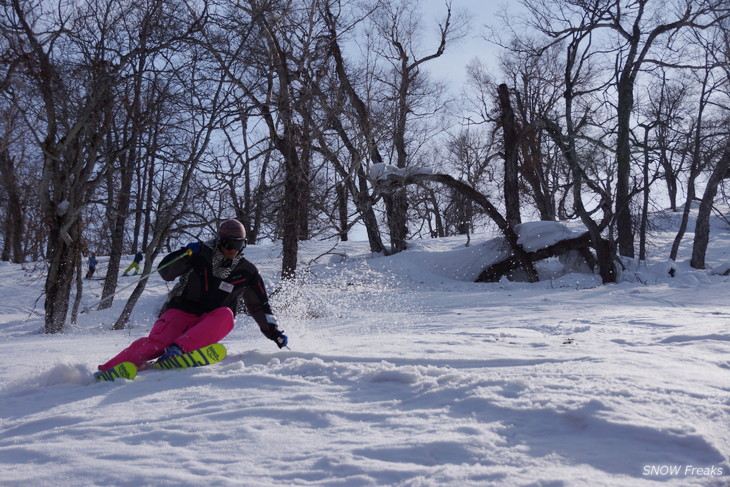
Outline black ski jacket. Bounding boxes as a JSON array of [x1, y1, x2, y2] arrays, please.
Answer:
[[157, 242, 282, 342]]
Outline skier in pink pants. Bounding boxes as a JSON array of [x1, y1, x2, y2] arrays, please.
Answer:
[[97, 219, 286, 372]]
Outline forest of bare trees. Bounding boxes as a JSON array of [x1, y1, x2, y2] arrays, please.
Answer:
[[0, 0, 728, 333]]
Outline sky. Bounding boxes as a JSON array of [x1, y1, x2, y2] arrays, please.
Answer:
[[421, 0, 522, 89]]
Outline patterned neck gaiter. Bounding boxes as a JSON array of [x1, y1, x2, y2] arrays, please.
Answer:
[[206, 240, 244, 279]]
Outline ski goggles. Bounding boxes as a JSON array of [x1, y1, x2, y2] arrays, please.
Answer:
[[219, 237, 246, 251]]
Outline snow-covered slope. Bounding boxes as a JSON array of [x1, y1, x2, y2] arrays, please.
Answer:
[[1, 208, 729, 486]]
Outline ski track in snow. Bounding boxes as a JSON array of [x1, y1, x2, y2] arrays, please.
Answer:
[[1, 212, 730, 486]]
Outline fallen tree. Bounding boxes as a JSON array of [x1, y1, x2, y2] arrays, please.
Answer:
[[374, 167, 543, 281], [373, 166, 607, 283], [476, 230, 595, 282]]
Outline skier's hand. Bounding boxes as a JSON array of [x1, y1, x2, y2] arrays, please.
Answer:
[[185, 242, 201, 255], [275, 333, 288, 349]]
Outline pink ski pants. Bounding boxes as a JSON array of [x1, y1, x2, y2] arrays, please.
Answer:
[[99, 307, 234, 371]]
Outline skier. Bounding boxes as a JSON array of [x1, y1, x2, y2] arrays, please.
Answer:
[[122, 251, 144, 276], [96, 219, 286, 374], [85, 252, 97, 279]]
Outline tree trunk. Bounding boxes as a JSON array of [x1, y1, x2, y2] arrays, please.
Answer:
[[281, 144, 303, 279], [498, 83, 521, 227], [691, 139, 730, 269], [99, 152, 133, 310], [337, 180, 349, 241], [355, 167, 388, 254], [70, 231, 84, 326], [385, 194, 408, 253], [44, 210, 81, 333], [615, 82, 635, 258], [297, 125, 312, 241], [659, 136, 679, 212], [639, 125, 652, 261], [0, 149, 25, 263], [427, 188, 445, 238]]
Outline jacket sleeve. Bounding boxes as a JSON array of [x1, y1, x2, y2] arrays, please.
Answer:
[[157, 248, 193, 281], [241, 272, 283, 341]]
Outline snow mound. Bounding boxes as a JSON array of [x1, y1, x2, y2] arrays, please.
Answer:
[[515, 221, 587, 252]]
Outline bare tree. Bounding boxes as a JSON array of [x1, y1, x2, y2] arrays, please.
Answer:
[[320, 0, 388, 254], [0, 10, 35, 264], [499, 42, 566, 221], [647, 73, 691, 212], [669, 46, 725, 262], [4, 0, 120, 332], [690, 14, 730, 269], [367, 0, 461, 253], [1, 0, 204, 332], [516, 0, 729, 258], [606, 0, 729, 258], [200, 0, 323, 278], [534, 7, 618, 283], [203, 105, 275, 246], [438, 127, 500, 238], [113, 73, 230, 329]]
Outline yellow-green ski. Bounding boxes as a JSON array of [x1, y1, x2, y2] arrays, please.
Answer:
[[153, 343, 227, 370], [95, 361, 137, 381]]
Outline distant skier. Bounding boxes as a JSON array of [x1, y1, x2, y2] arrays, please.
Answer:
[[85, 252, 97, 279], [122, 251, 144, 276], [96, 219, 287, 374]]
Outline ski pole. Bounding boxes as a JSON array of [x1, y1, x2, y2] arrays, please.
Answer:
[[81, 249, 192, 314]]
